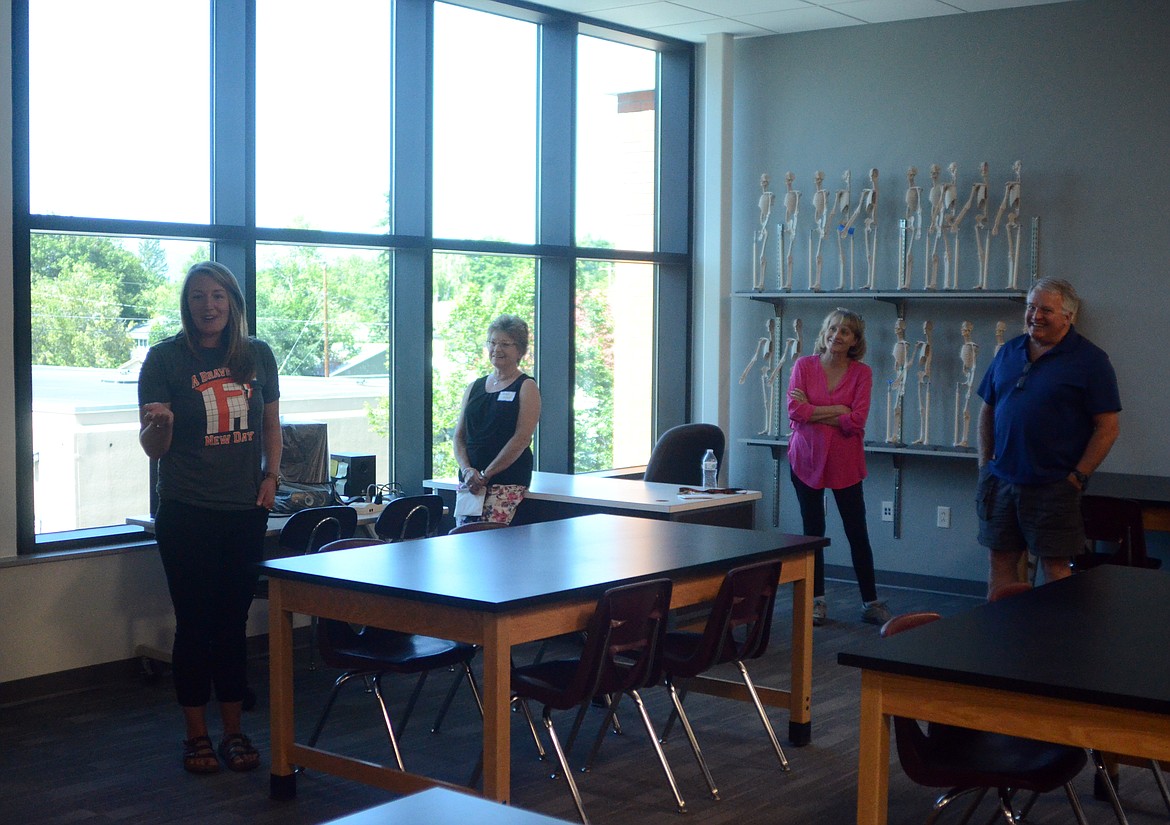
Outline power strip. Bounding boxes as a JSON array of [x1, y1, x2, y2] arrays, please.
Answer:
[[348, 500, 387, 516]]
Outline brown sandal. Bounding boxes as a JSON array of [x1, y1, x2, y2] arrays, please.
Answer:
[[183, 735, 220, 774], [217, 733, 260, 772]]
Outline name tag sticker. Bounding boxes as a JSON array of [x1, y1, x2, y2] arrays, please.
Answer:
[[498, 391, 517, 402]]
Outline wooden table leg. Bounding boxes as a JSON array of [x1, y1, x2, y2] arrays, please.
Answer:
[[268, 583, 297, 800], [481, 616, 512, 803], [788, 550, 815, 745], [856, 671, 890, 825]]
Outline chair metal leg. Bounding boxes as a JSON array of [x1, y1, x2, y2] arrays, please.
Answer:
[[371, 675, 406, 770], [542, 708, 590, 825], [666, 679, 719, 800], [397, 671, 429, 737], [925, 786, 985, 825], [431, 666, 463, 732], [306, 671, 361, 749], [582, 694, 625, 772], [659, 685, 688, 741], [736, 660, 789, 771], [1061, 780, 1091, 825], [432, 661, 483, 732], [629, 688, 687, 814], [1090, 748, 1131, 825], [515, 697, 547, 760], [1150, 759, 1170, 815]]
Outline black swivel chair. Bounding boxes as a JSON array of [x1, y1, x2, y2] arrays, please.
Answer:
[[304, 537, 483, 773], [511, 578, 683, 824], [374, 493, 445, 541], [881, 612, 1090, 825], [657, 559, 789, 800], [643, 423, 726, 486]]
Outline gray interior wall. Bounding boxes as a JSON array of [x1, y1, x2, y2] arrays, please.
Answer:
[[727, 0, 1170, 591]]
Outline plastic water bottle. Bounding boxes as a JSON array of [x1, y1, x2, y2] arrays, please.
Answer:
[[701, 449, 718, 489]]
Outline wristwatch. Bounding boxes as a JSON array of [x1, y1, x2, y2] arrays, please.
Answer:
[[1071, 470, 1090, 489], [264, 471, 281, 485]]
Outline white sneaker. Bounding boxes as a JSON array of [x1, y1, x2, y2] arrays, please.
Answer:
[[861, 600, 892, 626], [812, 598, 827, 626]]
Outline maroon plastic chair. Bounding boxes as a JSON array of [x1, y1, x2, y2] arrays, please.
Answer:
[[880, 612, 1089, 825], [511, 578, 681, 824], [657, 558, 788, 799]]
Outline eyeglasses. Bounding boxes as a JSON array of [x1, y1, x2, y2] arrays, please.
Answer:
[[1015, 361, 1033, 390]]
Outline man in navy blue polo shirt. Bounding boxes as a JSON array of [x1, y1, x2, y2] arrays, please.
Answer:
[[976, 277, 1121, 597]]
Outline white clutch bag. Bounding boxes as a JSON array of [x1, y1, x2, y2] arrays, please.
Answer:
[[454, 487, 486, 517]]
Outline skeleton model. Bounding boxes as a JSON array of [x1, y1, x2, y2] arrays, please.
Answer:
[[940, 163, 960, 289], [833, 170, 853, 290], [780, 319, 803, 434], [781, 172, 800, 291], [954, 162, 991, 289], [810, 171, 829, 291], [911, 320, 934, 445], [844, 168, 879, 289], [925, 164, 944, 290], [739, 317, 781, 435], [992, 160, 1023, 290], [739, 317, 801, 436], [953, 321, 978, 447], [886, 317, 909, 443], [994, 320, 1007, 356], [752, 173, 775, 290], [902, 167, 922, 290]]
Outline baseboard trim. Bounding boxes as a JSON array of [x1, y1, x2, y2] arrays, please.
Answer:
[[0, 628, 309, 708], [826, 564, 986, 599]]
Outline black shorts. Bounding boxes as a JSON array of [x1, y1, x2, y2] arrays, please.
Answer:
[[975, 467, 1084, 557]]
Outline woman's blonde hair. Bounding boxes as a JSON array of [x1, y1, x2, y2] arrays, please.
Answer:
[[813, 307, 867, 360]]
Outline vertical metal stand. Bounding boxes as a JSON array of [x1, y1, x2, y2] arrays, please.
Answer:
[[896, 218, 908, 291], [775, 223, 788, 291], [1029, 216, 1041, 284]]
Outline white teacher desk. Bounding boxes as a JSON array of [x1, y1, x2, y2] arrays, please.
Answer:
[[425, 471, 761, 529]]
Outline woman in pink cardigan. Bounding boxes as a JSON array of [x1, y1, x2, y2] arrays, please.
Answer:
[[787, 308, 890, 627]]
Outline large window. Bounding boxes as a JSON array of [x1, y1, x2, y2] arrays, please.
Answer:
[[256, 0, 393, 233], [14, 0, 693, 553]]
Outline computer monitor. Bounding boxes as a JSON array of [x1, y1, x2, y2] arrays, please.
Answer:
[[331, 452, 376, 498], [279, 421, 329, 484]]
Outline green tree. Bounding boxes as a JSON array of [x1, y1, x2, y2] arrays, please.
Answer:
[[255, 247, 387, 377], [573, 258, 617, 471], [30, 234, 166, 366]]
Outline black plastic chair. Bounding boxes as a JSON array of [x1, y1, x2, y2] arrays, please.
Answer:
[[881, 612, 1090, 825], [642, 423, 725, 486], [304, 537, 483, 773], [255, 505, 359, 600], [374, 494, 445, 541], [656, 559, 789, 799], [511, 578, 682, 824]]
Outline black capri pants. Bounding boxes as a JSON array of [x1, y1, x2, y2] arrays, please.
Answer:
[[155, 500, 269, 708]]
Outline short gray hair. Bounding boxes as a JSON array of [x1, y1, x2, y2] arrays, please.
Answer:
[[1029, 278, 1080, 320], [487, 314, 530, 356]]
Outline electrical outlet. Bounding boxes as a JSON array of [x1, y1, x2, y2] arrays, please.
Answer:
[[936, 506, 951, 529], [880, 501, 894, 522]]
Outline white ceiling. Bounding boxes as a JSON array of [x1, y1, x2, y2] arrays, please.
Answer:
[[534, 0, 1073, 42]]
